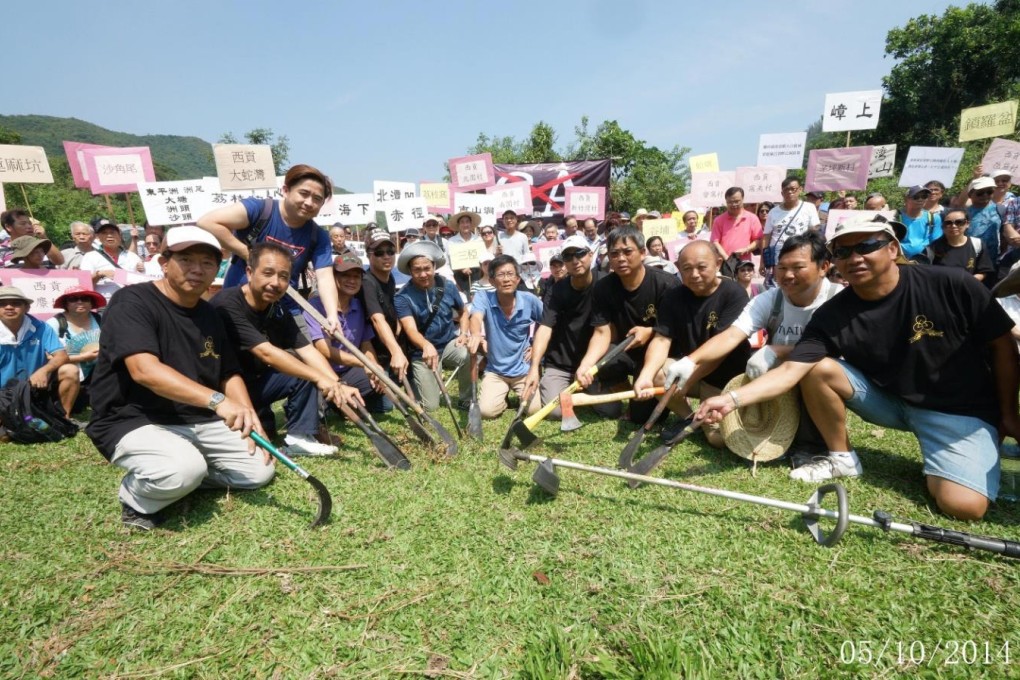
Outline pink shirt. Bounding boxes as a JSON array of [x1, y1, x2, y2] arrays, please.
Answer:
[[711, 210, 763, 260]]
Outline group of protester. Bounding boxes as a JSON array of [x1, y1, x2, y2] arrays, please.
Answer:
[[1, 158, 1018, 531]]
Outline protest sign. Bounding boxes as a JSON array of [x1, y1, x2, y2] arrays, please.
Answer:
[[327, 193, 377, 225], [735, 166, 784, 203], [959, 100, 1018, 142], [201, 177, 285, 214], [689, 153, 720, 174], [449, 153, 495, 191], [898, 146, 964, 188], [420, 182, 453, 214], [757, 132, 807, 169], [81, 147, 155, 194], [982, 138, 1020, 179], [822, 90, 883, 132], [563, 186, 606, 220], [62, 141, 110, 188], [673, 194, 693, 212], [373, 181, 416, 205], [452, 192, 498, 224], [493, 160, 610, 216], [0, 145, 54, 184], [532, 240, 564, 278], [138, 179, 214, 226], [486, 182, 531, 216], [212, 144, 276, 190], [347, 240, 368, 265], [805, 147, 873, 192], [0, 270, 91, 320], [825, 209, 896, 241], [448, 241, 484, 270], [642, 218, 677, 242], [113, 270, 161, 286], [690, 171, 736, 209], [868, 144, 896, 178], [665, 239, 684, 264], [382, 197, 429, 233]]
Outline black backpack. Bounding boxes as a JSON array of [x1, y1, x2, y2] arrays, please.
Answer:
[[0, 379, 78, 444], [54, 311, 103, 339]]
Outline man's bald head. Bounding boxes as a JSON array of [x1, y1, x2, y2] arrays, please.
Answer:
[[678, 239, 719, 264]]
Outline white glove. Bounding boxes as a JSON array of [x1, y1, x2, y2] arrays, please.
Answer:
[[745, 345, 778, 380], [663, 356, 696, 389]]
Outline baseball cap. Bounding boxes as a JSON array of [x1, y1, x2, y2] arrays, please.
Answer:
[[332, 253, 364, 273], [163, 226, 222, 253], [827, 214, 903, 245], [365, 230, 395, 250], [906, 185, 931, 199], [970, 177, 996, 192], [560, 235, 590, 254], [991, 168, 1013, 180]]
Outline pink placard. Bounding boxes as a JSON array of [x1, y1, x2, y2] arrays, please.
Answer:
[[81, 146, 157, 195], [532, 239, 564, 278], [563, 186, 606, 220], [486, 182, 531, 215], [113, 270, 161, 286], [690, 171, 737, 209], [0, 270, 92, 320], [734, 166, 784, 203], [449, 152, 495, 191], [805, 147, 873, 192], [62, 141, 114, 189], [673, 194, 693, 212], [982, 138, 1020, 179]]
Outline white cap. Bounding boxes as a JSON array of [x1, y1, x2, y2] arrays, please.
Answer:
[[560, 235, 590, 253], [970, 176, 996, 192], [164, 226, 222, 253]]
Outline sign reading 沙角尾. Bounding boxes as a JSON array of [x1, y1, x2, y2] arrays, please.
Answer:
[[563, 186, 606, 220], [0, 145, 54, 184], [756, 132, 807, 169], [212, 144, 276, 191], [690, 171, 736, 209], [81, 146, 156, 194], [63, 141, 109, 188], [868, 144, 897, 179], [822, 90, 883, 132], [982, 138, 1020, 179], [487, 182, 532, 216], [898, 147, 965, 188], [735, 166, 784, 203], [449, 153, 495, 191], [805, 147, 873, 192], [959, 100, 1018, 142], [138, 179, 213, 226], [689, 153, 719, 174]]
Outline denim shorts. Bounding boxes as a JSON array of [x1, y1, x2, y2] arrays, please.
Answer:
[[837, 359, 999, 500]]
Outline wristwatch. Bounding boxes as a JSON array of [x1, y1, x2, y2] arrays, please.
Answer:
[[208, 392, 226, 410]]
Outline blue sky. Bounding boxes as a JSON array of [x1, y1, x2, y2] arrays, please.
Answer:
[[10, 0, 963, 192]]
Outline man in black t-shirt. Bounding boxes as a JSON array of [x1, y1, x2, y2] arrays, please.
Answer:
[[526, 235, 611, 419], [86, 227, 274, 532], [697, 215, 1020, 521], [359, 230, 409, 382], [576, 226, 679, 422], [212, 242, 360, 457], [635, 240, 751, 446]]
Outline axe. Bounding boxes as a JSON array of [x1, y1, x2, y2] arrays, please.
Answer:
[[560, 387, 665, 432]]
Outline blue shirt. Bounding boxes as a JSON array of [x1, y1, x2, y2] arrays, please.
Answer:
[[304, 295, 374, 375], [224, 198, 334, 312], [967, 203, 1003, 263], [393, 276, 463, 357], [473, 290, 543, 377], [897, 210, 942, 259], [0, 316, 64, 385]]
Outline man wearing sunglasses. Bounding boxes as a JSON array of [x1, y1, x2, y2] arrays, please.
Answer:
[[360, 231, 409, 382], [696, 215, 1020, 521]]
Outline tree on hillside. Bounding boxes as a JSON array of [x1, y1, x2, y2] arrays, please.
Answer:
[[219, 128, 290, 175]]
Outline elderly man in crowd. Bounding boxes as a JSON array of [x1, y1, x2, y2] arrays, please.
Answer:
[[711, 187, 762, 262], [80, 220, 144, 301], [61, 221, 96, 270]]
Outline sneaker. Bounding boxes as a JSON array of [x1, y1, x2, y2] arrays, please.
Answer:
[[789, 451, 862, 483], [284, 434, 337, 457], [787, 445, 828, 470], [121, 503, 162, 532]]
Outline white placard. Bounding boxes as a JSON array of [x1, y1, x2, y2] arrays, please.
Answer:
[[383, 197, 429, 233], [138, 179, 215, 226], [373, 180, 416, 205], [212, 144, 277, 190], [201, 176, 285, 211], [756, 132, 807, 170], [898, 146, 964, 188], [0, 145, 54, 184], [822, 90, 883, 132], [452, 192, 498, 224], [868, 144, 897, 179], [326, 193, 377, 225]]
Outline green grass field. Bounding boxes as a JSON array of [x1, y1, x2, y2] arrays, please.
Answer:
[[2, 402, 1019, 679]]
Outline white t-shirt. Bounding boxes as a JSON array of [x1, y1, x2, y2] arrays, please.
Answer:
[[498, 231, 531, 265], [731, 279, 843, 346], [79, 249, 143, 301], [764, 201, 821, 253]]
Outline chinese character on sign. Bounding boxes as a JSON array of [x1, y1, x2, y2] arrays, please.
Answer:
[[830, 103, 847, 120], [856, 102, 873, 119]]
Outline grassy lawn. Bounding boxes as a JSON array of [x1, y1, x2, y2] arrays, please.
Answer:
[[2, 401, 1019, 678]]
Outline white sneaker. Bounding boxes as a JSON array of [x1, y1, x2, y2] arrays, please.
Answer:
[[283, 434, 337, 457], [789, 451, 862, 483]]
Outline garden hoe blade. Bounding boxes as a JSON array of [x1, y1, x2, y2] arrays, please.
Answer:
[[627, 415, 702, 489], [251, 431, 332, 528], [467, 353, 483, 440], [431, 364, 464, 440], [343, 402, 411, 470], [354, 402, 412, 470], [390, 392, 436, 447], [617, 384, 680, 470], [531, 457, 560, 496], [498, 401, 531, 471], [402, 374, 457, 456]]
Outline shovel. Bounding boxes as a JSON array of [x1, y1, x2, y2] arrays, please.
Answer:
[[626, 414, 703, 488], [467, 352, 483, 440], [251, 431, 332, 528], [617, 384, 681, 469], [340, 401, 411, 470], [431, 363, 464, 439]]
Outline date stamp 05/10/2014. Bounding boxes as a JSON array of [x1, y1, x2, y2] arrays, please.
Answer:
[[839, 640, 1011, 668]]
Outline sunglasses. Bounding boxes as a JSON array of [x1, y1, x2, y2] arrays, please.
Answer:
[[480, 230, 494, 236], [561, 248, 591, 261], [944, 218, 969, 227], [64, 295, 92, 303], [974, 190, 994, 197], [831, 238, 891, 259], [372, 249, 396, 257]]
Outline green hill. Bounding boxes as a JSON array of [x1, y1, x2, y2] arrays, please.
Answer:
[[0, 114, 214, 180]]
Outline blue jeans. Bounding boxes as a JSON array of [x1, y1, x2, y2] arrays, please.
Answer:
[[837, 360, 999, 500], [247, 371, 320, 438]]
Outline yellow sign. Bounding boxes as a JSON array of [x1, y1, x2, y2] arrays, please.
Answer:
[[420, 182, 451, 212], [642, 218, 677, 242], [959, 100, 1018, 142], [689, 152, 720, 174], [448, 241, 483, 270]]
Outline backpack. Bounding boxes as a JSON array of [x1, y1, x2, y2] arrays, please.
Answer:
[[0, 379, 78, 444], [54, 311, 102, 339], [234, 197, 322, 298]]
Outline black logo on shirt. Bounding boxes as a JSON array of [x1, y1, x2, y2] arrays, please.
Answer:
[[199, 337, 221, 359], [642, 304, 657, 322], [706, 311, 719, 331], [908, 315, 944, 344]]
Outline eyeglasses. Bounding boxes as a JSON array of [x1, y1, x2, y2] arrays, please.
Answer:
[[608, 247, 637, 258], [64, 296, 91, 303], [493, 271, 518, 280], [372, 249, 396, 257], [561, 248, 591, 261], [0, 300, 25, 307], [480, 231, 494, 236], [943, 218, 969, 227], [974, 190, 994, 197], [830, 238, 891, 259]]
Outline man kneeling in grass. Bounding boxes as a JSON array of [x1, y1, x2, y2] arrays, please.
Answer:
[[696, 216, 1020, 521]]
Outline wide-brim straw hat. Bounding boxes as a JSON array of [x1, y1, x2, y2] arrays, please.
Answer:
[[449, 210, 481, 231], [397, 240, 446, 275], [720, 374, 799, 463]]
